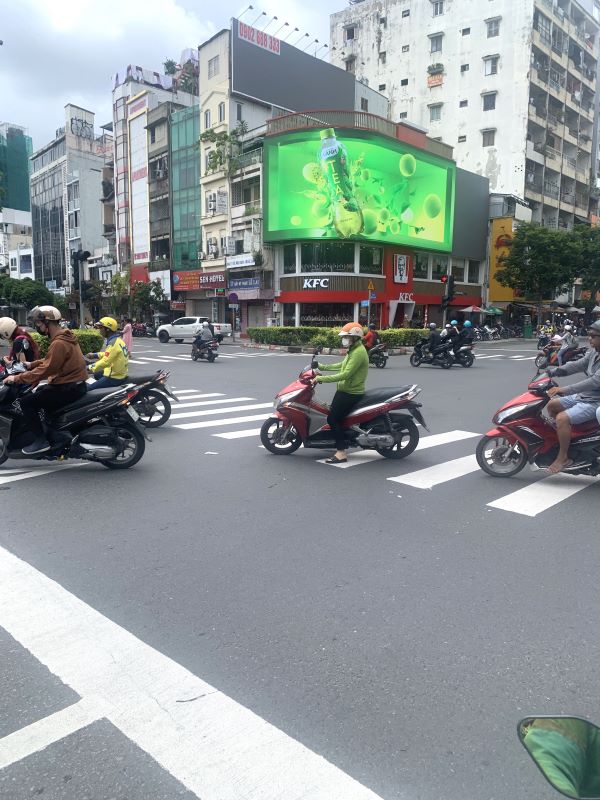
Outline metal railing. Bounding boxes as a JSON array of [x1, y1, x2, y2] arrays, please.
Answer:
[[268, 110, 398, 139], [236, 149, 263, 169], [543, 182, 560, 198], [575, 192, 588, 208], [560, 191, 575, 202]]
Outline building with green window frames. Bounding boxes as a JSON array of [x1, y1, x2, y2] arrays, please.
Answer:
[[170, 107, 200, 271], [0, 123, 32, 212]]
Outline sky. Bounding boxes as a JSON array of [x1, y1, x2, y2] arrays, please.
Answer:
[[0, 0, 343, 151]]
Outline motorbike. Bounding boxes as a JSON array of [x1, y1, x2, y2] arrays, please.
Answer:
[[410, 337, 454, 369], [453, 343, 475, 368], [191, 337, 219, 363], [534, 343, 586, 369], [0, 365, 149, 469], [260, 349, 427, 459], [127, 369, 179, 428], [537, 333, 551, 349], [132, 322, 155, 338], [368, 342, 388, 369], [476, 372, 600, 477], [518, 715, 600, 799]]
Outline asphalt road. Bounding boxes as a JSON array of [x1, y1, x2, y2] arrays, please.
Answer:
[[1, 337, 598, 800]]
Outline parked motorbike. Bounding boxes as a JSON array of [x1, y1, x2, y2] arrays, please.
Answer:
[[518, 715, 600, 799], [534, 343, 586, 369], [410, 337, 454, 369], [191, 337, 219, 363], [260, 350, 427, 459], [476, 373, 600, 477], [368, 342, 388, 368], [0, 365, 148, 469], [132, 322, 155, 338], [127, 369, 179, 427]]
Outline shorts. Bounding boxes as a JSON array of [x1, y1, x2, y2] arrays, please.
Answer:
[[558, 395, 599, 424]]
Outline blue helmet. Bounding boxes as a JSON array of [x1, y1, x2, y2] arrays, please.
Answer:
[[450, 319, 458, 325], [463, 320, 472, 327]]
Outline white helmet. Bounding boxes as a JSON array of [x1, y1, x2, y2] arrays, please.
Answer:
[[28, 305, 62, 323], [564, 324, 573, 331], [338, 325, 363, 338], [202, 321, 209, 327], [0, 317, 17, 341]]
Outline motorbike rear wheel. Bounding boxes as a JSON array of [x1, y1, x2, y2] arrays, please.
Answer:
[[375, 418, 419, 459], [460, 353, 474, 368], [373, 354, 387, 368], [208, 351, 216, 363], [409, 353, 421, 367], [0, 440, 7, 465], [191, 351, 198, 361], [133, 389, 171, 428], [260, 418, 302, 454], [100, 423, 146, 469], [476, 434, 527, 477]]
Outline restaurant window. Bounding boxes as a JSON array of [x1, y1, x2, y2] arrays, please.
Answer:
[[359, 245, 383, 274], [300, 241, 355, 273], [468, 260, 481, 283], [431, 255, 448, 280], [451, 260, 465, 282], [414, 252, 429, 279], [283, 243, 297, 274], [300, 303, 355, 327]]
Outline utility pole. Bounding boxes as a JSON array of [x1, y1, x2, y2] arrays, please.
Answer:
[[71, 250, 90, 327]]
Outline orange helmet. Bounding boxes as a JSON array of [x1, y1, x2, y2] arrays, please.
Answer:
[[340, 322, 363, 335]]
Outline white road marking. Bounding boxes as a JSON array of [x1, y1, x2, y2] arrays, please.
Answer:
[[0, 463, 85, 486], [319, 430, 480, 469], [213, 428, 262, 439], [176, 397, 256, 410], [475, 354, 504, 359], [0, 699, 103, 770], [0, 546, 384, 799], [387, 455, 479, 489], [128, 359, 147, 364], [171, 403, 273, 421], [175, 413, 270, 430], [487, 473, 600, 516], [171, 393, 225, 401], [172, 389, 206, 395]]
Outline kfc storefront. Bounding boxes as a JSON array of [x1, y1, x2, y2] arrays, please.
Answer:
[[172, 270, 227, 320]]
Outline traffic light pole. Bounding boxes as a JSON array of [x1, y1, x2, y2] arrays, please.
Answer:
[[79, 259, 84, 329]]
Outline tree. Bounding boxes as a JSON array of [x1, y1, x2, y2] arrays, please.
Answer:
[[131, 279, 167, 320], [570, 226, 600, 306], [200, 121, 249, 177], [108, 271, 130, 318], [495, 222, 580, 318], [163, 58, 177, 76]]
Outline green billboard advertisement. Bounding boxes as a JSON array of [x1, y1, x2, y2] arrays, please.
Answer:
[[264, 128, 455, 251]]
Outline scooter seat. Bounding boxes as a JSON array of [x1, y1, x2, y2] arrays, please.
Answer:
[[352, 387, 414, 409], [57, 387, 120, 413]]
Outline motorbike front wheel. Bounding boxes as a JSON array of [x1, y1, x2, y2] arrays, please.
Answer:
[[100, 423, 146, 469], [260, 418, 302, 454], [409, 353, 421, 367], [133, 389, 171, 428], [375, 418, 419, 459], [476, 434, 527, 477], [208, 352, 216, 363], [534, 354, 549, 368]]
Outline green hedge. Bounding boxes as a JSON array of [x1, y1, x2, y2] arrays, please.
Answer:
[[246, 326, 428, 349], [31, 329, 104, 358]]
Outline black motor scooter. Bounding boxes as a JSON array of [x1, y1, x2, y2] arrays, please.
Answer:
[[410, 337, 454, 369]]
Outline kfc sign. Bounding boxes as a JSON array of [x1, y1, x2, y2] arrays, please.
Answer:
[[393, 254, 410, 284], [303, 278, 330, 289]]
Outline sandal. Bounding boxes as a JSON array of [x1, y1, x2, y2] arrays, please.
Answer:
[[325, 455, 347, 464]]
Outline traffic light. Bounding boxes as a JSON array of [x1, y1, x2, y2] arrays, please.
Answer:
[[81, 280, 95, 303], [440, 274, 455, 309], [71, 251, 80, 290]]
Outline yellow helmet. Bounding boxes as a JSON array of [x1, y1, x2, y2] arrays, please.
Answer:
[[95, 316, 118, 332]]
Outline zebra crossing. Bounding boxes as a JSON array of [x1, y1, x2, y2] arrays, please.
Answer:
[[128, 347, 308, 367]]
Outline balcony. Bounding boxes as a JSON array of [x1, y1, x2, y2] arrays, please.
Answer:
[[150, 218, 170, 238], [578, 133, 592, 152], [575, 192, 589, 212], [564, 126, 578, 145], [148, 259, 170, 272], [545, 145, 562, 162], [544, 181, 560, 199], [528, 102, 547, 125], [236, 149, 263, 170], [560, 190, 575, 208], [547, 112, 563, 129], [231, 202, 262, 221], [533, 27, 552, 52]]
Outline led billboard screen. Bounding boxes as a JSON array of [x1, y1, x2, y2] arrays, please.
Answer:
[[264, 128, 455, 251]]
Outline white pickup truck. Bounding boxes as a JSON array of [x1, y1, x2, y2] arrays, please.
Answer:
[[156, 316, 232, 343]]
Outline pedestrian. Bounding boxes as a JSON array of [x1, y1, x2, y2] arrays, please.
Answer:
[[122, 317, 133, 353]]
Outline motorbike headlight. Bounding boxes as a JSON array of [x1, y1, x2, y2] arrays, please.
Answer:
[[493, 402, 540, 424]]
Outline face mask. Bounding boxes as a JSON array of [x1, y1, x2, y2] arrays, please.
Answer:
[[341, 337, 351, 348]]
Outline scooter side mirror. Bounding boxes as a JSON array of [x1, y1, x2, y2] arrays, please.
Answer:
[[518, 716, 600, 799]]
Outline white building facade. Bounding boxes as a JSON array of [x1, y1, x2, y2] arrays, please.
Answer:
[[330, 0, 600, 229]]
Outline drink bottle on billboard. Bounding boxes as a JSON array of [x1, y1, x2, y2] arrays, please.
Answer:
[[319, 128, 364, 238]]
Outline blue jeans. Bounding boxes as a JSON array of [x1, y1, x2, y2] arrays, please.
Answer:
[[90, 376, 126, 390], [557, 346, 571, 366]]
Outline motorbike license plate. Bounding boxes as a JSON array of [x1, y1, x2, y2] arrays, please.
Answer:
[[126, 405, 140, 421]]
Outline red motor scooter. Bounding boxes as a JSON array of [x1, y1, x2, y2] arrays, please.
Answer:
[[260, 350, 427, 459], [534, 343, 586, 370], [476, 373, 600, 477]]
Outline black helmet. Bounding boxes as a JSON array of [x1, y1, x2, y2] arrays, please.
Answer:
[[369, 323, 376, 330]]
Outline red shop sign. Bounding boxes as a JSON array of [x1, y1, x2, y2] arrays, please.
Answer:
[[172, 271, 201, 291]]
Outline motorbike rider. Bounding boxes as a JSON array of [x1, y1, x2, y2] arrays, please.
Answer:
[[545, 320, 600, 474], [424, 322, 441, 356], [2, 306, 88, 454], [453, 319, 474, 356], [556, 324, 578, 367], [363, 323, 380, 351], [86, 317, 129, 390], [312, 323, 369, 464], [193, 321, 214, 354], [0, 317, 40, 366]]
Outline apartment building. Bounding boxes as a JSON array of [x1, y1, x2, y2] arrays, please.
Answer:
[[330, 0, 600, 229]]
